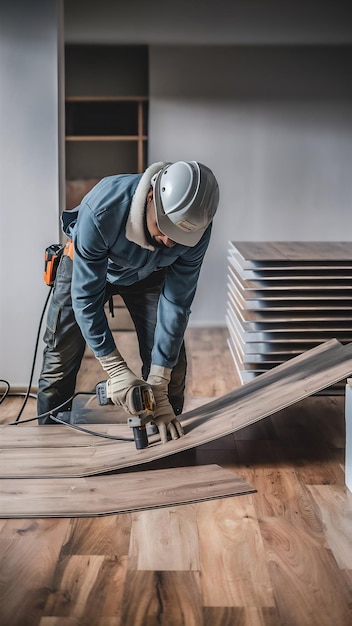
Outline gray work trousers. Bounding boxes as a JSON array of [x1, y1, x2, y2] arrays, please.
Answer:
[[37, 254, 187, 424]]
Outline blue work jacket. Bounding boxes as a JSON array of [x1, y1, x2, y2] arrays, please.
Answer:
[[61, 173, 212, 369]]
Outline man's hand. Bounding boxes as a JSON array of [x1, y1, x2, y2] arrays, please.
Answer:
[[147, 365, 185, 444], [98, 348, 152, 416]]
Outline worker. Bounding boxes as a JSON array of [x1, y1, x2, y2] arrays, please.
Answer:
[[37, 161, 219, 443]]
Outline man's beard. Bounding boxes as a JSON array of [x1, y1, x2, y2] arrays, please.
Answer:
[[143, 208, 167, 249]]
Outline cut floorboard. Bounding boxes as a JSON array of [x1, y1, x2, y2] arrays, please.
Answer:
[[1, 339, 352, 478], [0, 464, 255, 518]]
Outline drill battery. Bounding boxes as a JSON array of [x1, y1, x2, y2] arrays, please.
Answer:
[[44, 244, 64, 286]]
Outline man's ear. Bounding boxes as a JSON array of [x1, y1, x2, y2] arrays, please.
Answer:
[[147, 188, 154, 204]]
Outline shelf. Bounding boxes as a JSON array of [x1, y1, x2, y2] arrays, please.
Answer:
[[65, 96, 148, 102], [65, 96, 148, 174], [66, 136, 148, 141]]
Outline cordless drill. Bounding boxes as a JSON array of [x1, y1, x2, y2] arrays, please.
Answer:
[[95, 381, 155, 449]]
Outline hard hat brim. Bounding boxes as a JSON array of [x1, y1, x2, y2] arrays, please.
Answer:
[[154, 197, 206, 247]]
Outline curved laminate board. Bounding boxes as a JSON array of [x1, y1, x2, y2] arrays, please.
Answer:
[[1, 339, 352, 478], [0, 464, 255, 518]]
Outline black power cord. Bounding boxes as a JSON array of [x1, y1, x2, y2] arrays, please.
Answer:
[[0, 379, 10, 404], [49, 412, 134, 442], [0, 379, 37, 409], [7, 390, 134, 442], [1, 286, 134, 443], [16, 285, 54, 421], [0, 286, 53, 418], [7, 391, 93, 424]]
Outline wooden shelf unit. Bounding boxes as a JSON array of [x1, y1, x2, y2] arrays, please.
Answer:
[[64, 45, 149, 331], [65, 95, 148, 174]]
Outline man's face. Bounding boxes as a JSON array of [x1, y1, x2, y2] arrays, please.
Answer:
[[146, 190, 176, 248]]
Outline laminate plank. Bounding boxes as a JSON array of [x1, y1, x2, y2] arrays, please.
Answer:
[[270, 395, 346, 448], [237, 464, 324, 537], [0, 445, 97, 477], [307, 484, 352, 569], [273, 241, 352, 261], [49, 533, 129, 625], [235, 418, 345, 485], [227, 331, 317, 355], [59, 515, 132, 557], [0, 465, 255, 518], [232, 415, 277, 441], [203, 607, 244, 626], [260, 517, 352, 626], [227, 306, 352, 342], [0, 423, 134, 448], [231, 296, 352, 312], [120, 570, 203, 626], [186, 326, 239, 397], [1, 340, 352, 477], [231, 241, 352, 263], [128, 505, 199, 571], [39, 619, 82, 625], [228, 266, 352, 299], [229, 260, 352, 289], [228, 275, 352, 308], [340, 569, 352, 607], [286, 439, 345, 486], [229, 295, 352, 324], [0, 519, 71, 626], [197, 497, 274, 607], [228, 252, 352, 280], [44, 554, 105, 620], [203, 606, 279, 626]]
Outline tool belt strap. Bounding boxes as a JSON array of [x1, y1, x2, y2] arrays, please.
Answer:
[[63, 238, 74, 261]]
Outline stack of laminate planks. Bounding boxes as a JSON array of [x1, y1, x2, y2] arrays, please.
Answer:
[[227, 242, 352, 391]]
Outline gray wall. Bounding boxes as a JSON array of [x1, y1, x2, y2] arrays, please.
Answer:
[[0, 0, 62, 387], [149, 45, 352, 324], [63, 0, 352, 326]]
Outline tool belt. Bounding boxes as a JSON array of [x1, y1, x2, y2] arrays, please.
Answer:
[[44, 238, 116, 319], [44, 239, 73, 286]]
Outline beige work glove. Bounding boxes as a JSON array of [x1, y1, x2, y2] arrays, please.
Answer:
[[147, 364, 185, 444], [98, 348, 152, 416]]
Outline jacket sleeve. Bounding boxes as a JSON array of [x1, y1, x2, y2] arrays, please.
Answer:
[[71, 202, 116, 357], [151, 225, 212, 368]]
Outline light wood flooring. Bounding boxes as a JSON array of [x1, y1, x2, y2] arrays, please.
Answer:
[[1, 327, 352, 626]]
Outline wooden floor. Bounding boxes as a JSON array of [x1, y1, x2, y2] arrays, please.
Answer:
[[1, 328, 352, 626]]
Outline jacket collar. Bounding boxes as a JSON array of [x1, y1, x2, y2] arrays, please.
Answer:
[[126, 162, 167, 250]]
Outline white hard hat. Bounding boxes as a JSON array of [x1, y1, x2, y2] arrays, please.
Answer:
[[151, 161, 219, 246]]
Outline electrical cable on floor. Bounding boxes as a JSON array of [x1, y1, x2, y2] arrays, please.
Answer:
[[0, 379, 37, 405], [14, 286, 53, 421], [16, 286, 53, 421], [0, 379, 10, 405], [7, 391, 135, 442], [1, 287, 135, 443], [8, 391, 93, 424], [0, 288, 52, 417], [48, 413, 134, 442]]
